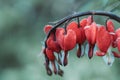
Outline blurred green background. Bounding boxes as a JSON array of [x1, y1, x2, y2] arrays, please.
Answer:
[[0, 0, 120, 80]]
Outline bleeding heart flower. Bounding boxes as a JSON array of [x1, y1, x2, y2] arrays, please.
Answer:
[[56, 28, 76, 66], [66, 21, 86, 57], [106, 20, 115, 32], [46, 33, 61, 53], [80, 18, 87, 28], [44, 25, 62, 65], [44, 25, 61, 52], [96, 26, 112, 56], [86, 16, 93, 25], [43, 47, 64, 75], [44, 25, 52, 34], [56, 28, 76, 52], [106, 20, 117, 48], [84, 22, 97, 59], [45, 48, 55, 61], [80, 16, 92, 27], [44, 48, 59, 74]]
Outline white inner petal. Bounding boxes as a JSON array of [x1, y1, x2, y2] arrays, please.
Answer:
[[85, 44, 89, 57], [93, 44, 98, 55], [55, 60, 59, 73], [81, 45, 85, 57], [61, 51, 65, 66], [102, 47, 115, 66], [84, 26, 90, 29], [109, 32, 115, 35], [49, 61, 53, 71]]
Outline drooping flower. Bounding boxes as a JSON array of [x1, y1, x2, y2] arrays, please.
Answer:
[[86, 16, 93, 25], [106, 20, 117, 48], [44, 24, 61, 58], [46, 33, 61, 53], [111, 28, 120, 58], [45, 48, 55, 61], [43, 25, 63, 74], [66, 21, 86, 57], [96, 26, 112, 56], [84, 22, 97, 59], [44, 25, 52, 34], [42, 13, 120, 76], [106, 20, 115, 32], [44, 48, 60, 74], [56, 28, 76, 66]]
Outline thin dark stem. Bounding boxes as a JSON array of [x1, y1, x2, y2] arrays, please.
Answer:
[[105, 18, 110, 30], [45, 11, 120, 47], [64, 19, 71, 34], [77, 17, 80, 27]]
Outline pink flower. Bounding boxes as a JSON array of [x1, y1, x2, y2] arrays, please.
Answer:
[[84, 22, 97, 58], [66, 21, 86, 57], [56, 28, 76, 66], [96, 26, 112, 56]]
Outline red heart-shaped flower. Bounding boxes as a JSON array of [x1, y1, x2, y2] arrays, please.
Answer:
[[66, 21, 86, 57], [56, 28, 76, 66], [56, 28, 76, 51], [84, 22, 97, 58], [44, 25, 52, 34], [47, 33, 61, 53], [106, 20, 115, 32], [45, 48, 55, 61], [96, 26, 112, 56]]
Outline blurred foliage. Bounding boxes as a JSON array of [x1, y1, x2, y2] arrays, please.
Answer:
[[0, 0, 120, 80]]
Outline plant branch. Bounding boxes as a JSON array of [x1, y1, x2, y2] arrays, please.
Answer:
[[45, 11, 120, 47]]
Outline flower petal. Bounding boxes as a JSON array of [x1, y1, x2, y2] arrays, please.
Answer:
[[115, 28, 120, 37], [44, 25, 52, 34], [96, 26, 111, 53], [106, 20, 115, 32]]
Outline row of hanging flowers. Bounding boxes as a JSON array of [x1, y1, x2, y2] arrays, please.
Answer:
[[41, 11, 120, 76]]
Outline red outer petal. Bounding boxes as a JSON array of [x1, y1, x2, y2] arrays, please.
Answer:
[[85, 22, 97, 45], [66, 21, 86, 44], [44, 25, 52, 34], [47, 34, 61, 53], [112, 51, 120, 58], [84, 22, 97, 59], [66, 21, 80, 43], [96, 26, 111, 53], [115, 28, 120, 38], [66, 21, 85, 58], [80, 18, 87, 28], [80, 16, 92, 28], [96, 50, 106, 56], [87, 16, 92, 25], [117, 38, 120, 51], [106, 20, 115, 32], [64, 29, 76, 51], [46, 48, 55, 61], [56, 28, 65, 49], [56, 28, 76, 51]]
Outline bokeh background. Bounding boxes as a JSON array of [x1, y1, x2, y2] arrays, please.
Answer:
[[0, 0, 120, 80]]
